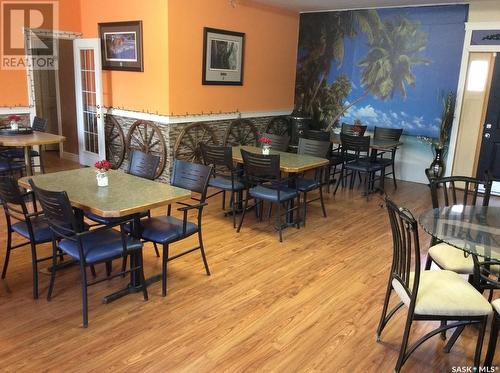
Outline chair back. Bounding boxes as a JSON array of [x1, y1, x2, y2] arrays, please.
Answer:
[[298, 138, 330, 158], [199, 143, 234, 173], [171, 160, 212, 202], [32, 116, 48, 132], [241, 149, 280, 185], [28, 179, 80, 238], [342, 123, 367, 136], [0, 176, 30, 223], [261, 132, 290, 152], [386, 197, 421, 305], [430, 176, 492, 208], [374, 127, 403, 142], [127, 150, 160, 180], [307, 129, 331, 142], [340, 133, 370, 161]]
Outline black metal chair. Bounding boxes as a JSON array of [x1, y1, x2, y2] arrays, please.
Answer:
[[0, 176, 53, 299], [85, 150, 161, 258], [296, 138, 329, 225], [1, 116, 48, 174], [130, 160, 212, 297], [373, 127, 403, 190], [306, 129, 331, 142], [333, 134, 385, 198], [424, 176, 492, 276], [236, 149, 300, 242], [261, 132, 290, 152], [341, 123, 367, 136], [485, 298, 500, 367], [376, 197, 491, 372], [200, 143, 245, 228], [29, 179, 148, 328], [0, 156, 25, 178]]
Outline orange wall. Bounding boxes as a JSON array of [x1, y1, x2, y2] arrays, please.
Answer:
[[168, 0, 299, 115], [0, 0, 81, 107], [79, 0, 169, 114]]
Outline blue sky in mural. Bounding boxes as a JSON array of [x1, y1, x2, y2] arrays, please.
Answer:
[[329, 5, 468, 138]]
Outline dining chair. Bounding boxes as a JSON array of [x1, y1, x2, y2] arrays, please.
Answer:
[[373, 127, 403, 190], [333, 133, 385, 198], [200, 143, 245, 228], [424, 176, 492, 276], [236, 149, 300, 242], [128, 160, 212, 297], [29, 179, 148, 328], [0, 156, 25, 178], [261, 132, 290, 152], [306, 129, 331, 142], [377, 197, 491, 372], [1, 116, 48, 174], [296, 138, 330, 225], [85, 150, 161, 258], [485, 298, 500, 367], [341, 123, 367, 136], [0, 176, 54, 299]]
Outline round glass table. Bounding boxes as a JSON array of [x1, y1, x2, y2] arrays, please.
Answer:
[[419, 205, 500, 261]]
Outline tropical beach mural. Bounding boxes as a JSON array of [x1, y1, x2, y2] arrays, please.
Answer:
[[294, 5, 468, 183]]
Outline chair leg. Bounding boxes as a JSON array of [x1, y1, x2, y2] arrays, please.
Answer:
[[302, 192, 307, 227], [105, 261, 112, 278], [39, 152, 45, 174], [319, 184, 327, 218], [485, 313, 499, 367], [424, 254, 433, 270], [161, 244, 169, 297], [137, 251, 148, 301], [121, 256, 128, 277], [277, 201, 283, 243], [394, 310, 414, 372], [236, 192, 249, 233], [47, 242, 58, 301], [1, 229, 12, 279], [153, 242, 160, 257], [376, 282, 393, 341], [474, 316, 488, 367], [29, 242, 39, 299], [392, 164, 397, 190], [90, 265, 97, 278], [231, 190, 236, 228], [333, 167, 344, 195], [79, 263, 89, 328], [440, 320, 447, 340], [198, 230, 210, 276], [222, 190, 226, 210]]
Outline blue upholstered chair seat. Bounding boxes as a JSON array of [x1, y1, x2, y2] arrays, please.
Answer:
[[0, 159, 24, 173], [1, 148, 39, 158], [138, 216, 198, 244], [12, 216, 52, 243], [345, 160, 385, 172], [208, 176, 244, 190], [84, 210, 149, 225], [59, 229, 142, 264], [296, 179, 321, 192], [374, 158, 393, 166], [249, 185, 298, 202]]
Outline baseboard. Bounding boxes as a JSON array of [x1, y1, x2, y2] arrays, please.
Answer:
[[62, 152, 79, 163]]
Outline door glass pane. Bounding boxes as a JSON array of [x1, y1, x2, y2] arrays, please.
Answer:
[[79, 49, 99, 155]]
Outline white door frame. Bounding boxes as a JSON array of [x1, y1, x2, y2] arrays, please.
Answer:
[[73, 38, 105, 166], [446, 21, 500, 176], [24, 28, 82, 158]]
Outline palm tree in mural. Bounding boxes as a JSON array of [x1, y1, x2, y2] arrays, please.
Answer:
[[295, 10, 383, 116], [325, 15, 431, 131]]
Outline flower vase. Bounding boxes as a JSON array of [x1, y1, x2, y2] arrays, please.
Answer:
[[427, 146, 445, 181], [262, 144, 271, 155], [96, 171, 109, 187], [10, 121, 18, 131]]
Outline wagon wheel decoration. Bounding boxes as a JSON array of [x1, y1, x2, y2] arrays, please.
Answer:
[[174, 122, 218, 163], [223, 119, 259, 147], [126, 120, 167, 179], [104, 115, 126, 169], [265, 116, 290, 136]]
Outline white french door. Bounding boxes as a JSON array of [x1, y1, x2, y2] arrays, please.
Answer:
[[73, 39, 105, 166]]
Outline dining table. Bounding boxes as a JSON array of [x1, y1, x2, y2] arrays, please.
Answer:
[[19, 167, 192, 302], [0, 131, 66, 176]]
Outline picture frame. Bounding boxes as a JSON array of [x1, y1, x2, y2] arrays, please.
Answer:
[[98, 21, 144, 72], [202, 27, 245, 85]]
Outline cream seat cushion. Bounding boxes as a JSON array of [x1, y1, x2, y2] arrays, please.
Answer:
[[492, 299, 500, 314], [392, 270, 492, 317], [428, 243, 474, 274]]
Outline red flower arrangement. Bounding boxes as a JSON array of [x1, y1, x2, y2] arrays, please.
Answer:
[[259, 136, 272, 145], [94, 160, 112, 172], [8, 115, 21, 122]]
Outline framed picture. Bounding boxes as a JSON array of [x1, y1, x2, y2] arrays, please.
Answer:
[[98, 21, 144, 72], [202, 27, 245, 85]]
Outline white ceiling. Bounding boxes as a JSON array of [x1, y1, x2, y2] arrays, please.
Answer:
[[253, 0, 471, 12]]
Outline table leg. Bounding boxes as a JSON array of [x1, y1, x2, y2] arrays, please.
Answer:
[[24, 146, 33, 176]]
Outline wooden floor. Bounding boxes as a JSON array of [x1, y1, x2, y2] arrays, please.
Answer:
[[0, 154, 497, 372]]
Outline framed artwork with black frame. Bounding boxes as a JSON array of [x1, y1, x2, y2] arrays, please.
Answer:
[[98, 21, 144, 72], [202, 27, 245, 85]]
